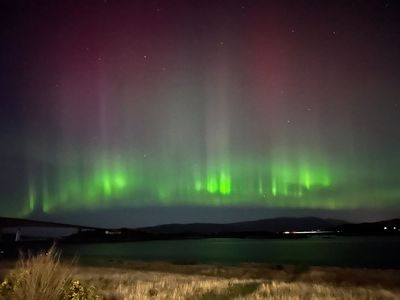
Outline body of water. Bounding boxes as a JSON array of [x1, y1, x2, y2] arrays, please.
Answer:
[[61, 236, 400, 268]]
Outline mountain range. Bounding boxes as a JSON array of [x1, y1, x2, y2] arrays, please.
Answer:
[[137, 217, 346, 234]]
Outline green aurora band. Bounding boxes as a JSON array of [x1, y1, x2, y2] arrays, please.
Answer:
[[22, 152, 399, 215]]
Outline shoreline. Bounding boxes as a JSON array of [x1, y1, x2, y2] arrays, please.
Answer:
[[2, 259, 400, 299], [3, 258, 400, 288], [63, 260, 400, 299]]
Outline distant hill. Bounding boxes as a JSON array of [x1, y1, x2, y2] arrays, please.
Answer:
[[137, 217, 347, 234], [0, 216, 348, 243], [4, 215, 400, 239], [337, 219, 400, 234]]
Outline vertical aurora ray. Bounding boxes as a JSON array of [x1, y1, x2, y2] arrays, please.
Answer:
[[26, 180, 36, 214]]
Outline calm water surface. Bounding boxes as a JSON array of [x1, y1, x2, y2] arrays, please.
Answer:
[[61, 236, 400, 268]]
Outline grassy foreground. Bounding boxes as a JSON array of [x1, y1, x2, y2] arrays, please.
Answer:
[[1, 251, 400, 299]]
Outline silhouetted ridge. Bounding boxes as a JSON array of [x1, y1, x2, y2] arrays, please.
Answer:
[[137, 217, 348, 234]]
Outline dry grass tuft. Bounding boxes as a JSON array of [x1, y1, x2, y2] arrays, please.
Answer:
[[0, 247, 73, 300], [0, 246, 98, 300]]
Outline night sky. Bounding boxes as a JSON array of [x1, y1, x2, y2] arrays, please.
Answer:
[[1, 0, 400, 227]]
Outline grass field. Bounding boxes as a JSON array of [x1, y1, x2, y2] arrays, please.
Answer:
[[1, 251, 400, 299]]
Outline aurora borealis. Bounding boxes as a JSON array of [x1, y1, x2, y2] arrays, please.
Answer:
[[1, 1, 400, 225]]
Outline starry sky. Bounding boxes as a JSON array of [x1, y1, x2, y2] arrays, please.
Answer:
[[0, 0, 400, 227]]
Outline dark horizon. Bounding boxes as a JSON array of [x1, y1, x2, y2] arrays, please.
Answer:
[[26, 206, 400, 228]]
